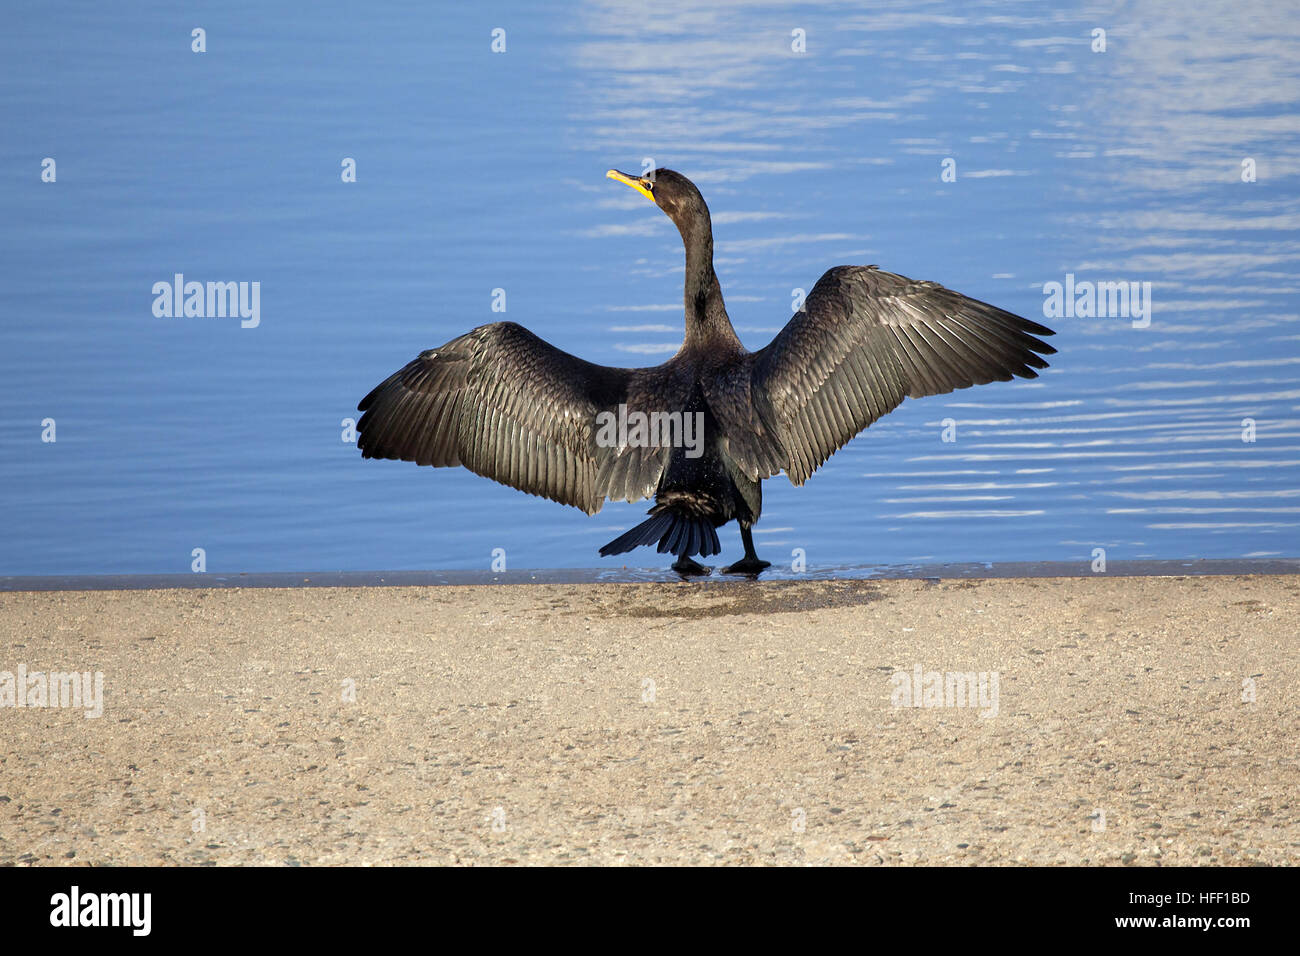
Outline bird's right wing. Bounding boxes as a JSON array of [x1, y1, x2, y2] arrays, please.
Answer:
[[356, 321, 669, 514], [746, 265, 1056, 486]]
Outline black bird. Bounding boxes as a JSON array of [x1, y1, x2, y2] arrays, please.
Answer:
[[357, 168, 1055, 575]]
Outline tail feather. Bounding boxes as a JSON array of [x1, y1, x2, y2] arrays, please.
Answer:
[[599, 513, 675, 556], [600, 511, 722, 559], [663, 520, 685, 555]]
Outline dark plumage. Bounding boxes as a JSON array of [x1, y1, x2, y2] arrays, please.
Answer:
[[357, 168, 1056, 575]]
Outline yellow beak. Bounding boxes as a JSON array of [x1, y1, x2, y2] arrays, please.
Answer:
[[606, 168, 655, 203]]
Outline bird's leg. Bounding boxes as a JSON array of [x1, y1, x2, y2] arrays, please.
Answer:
[[722, 524, 771, 575], [672, 556, 712, 577]]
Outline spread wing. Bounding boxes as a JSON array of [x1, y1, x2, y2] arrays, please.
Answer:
[[742, 265, 1056, 485], [356, 321, 669, 513]]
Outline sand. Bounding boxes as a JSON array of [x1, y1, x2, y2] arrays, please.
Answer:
[[1, 574, 1296, 865]]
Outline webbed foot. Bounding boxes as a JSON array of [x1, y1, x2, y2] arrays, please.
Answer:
[[671, 557, 712, 576], [721, 557, 771, 576]]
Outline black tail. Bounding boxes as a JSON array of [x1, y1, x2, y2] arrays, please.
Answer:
[[600, 512, 721, 559]]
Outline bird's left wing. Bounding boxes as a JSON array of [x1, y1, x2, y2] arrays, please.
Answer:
[[741, 265, 1056, 486], [357, 321, 667, 514]]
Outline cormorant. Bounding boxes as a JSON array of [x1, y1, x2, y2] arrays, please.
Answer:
[[357, 168, 1055, 575]]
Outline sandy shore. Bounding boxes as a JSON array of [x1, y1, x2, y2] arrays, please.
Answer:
[[1, 575, 1296, 865]]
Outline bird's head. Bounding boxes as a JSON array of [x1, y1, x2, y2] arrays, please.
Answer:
[[606, 167, 710, 235]]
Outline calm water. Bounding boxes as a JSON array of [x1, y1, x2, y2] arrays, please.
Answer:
[[2, 1, 1298, 575]]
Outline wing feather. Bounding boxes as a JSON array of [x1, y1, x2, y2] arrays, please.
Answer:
[[357, 321, 670, 513], [746, 265, 1055, 485]]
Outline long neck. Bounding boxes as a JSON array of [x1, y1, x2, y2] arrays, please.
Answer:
[[680, 215, 741, 352]]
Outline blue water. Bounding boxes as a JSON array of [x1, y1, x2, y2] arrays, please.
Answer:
[[2, 1, 1297, 575]]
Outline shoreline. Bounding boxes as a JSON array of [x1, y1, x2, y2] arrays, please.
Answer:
[[4, 556, 1299, 592]]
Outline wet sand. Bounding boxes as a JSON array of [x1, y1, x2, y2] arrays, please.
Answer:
[[1, 574, 1296, 865]]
